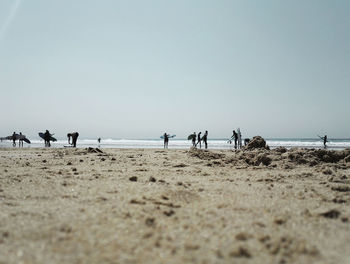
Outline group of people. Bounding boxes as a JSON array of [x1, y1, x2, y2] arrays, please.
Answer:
[[10, 132, 25, 147], [190, 131, 209, 149], [43, 130, 79, 148]]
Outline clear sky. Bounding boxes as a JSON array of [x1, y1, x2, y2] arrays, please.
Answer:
[[1, 0, 349, 139]]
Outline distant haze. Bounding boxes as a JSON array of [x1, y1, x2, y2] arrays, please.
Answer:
[[1, 0, 349, 139]]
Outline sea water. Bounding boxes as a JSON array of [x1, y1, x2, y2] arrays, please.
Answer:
[[1, 138, 350, 150]]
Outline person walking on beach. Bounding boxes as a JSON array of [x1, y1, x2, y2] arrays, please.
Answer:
[[19, 132, 23, 147], [11, 132, 16, 147], [67, 132, 79, 147], [202, 130, 208, 149], [232, 130, 238, 150], [192, 132, 196, 147], [196, 132, 202, 149], [44, 130, 52, 147]]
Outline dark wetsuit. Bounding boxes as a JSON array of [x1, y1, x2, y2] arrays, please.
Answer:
[[44, 131, 51, 147], [163, 134, 169, 149], [232, 131, 238, 149], [69, 132, 79, 147], [12, 132, 16, 147], [202, 131, 208, 149], [197, 132, 202, 149]]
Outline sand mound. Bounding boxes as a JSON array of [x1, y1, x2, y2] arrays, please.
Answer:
[[245, 136, 269, 150]]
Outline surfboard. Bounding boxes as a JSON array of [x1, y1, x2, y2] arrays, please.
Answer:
[[317, 135, 329, 142], [16, 134, 31, 144], [187, 134, 196, 140], [39, 132, 57, 142], [160, 135, 176, 139], [237, 128, 242, 148]]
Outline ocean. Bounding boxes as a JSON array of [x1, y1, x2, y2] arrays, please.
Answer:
[[1, 138, 350, 150]]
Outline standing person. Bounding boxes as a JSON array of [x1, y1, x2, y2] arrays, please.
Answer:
[[196, 132, 202, 149], [232, 130, 238, 150], [19, 132, 23, 147], [202, 130, 208, 149], [192, 132, 196, 147], [163, 133, 169, 149], [67, 132, 79, 147], [11, 132, 16, 147], [323, 135, 328, 148], [44, 130, 51, 147], [98, 138, 101, 144]]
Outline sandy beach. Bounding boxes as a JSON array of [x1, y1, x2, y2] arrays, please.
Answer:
[[1, 146, 350, 264]]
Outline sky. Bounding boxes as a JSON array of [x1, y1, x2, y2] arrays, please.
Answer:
[[0, 0, 349, 139]]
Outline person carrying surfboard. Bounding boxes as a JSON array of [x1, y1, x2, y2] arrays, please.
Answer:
[[19, 132, 23, 147], [318, 135, 328, 148], [202, 130, 208, 149], [163, 133, 169, 149], [192, 132, 196, 147], [11, 132, 17, 147], [67, 132, 79, 147], [44, 130, 51, 147], [232, 130, 238, 150], [196, 132, 202, 149]]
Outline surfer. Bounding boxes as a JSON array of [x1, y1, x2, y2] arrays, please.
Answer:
[[232, 130, 238, 149], [192, 132, 196, 147], [322, 135, 328, 148], [44, 130, 51, 147], [196, 132, 202, 149], [202, 130, 208, 149], [12, 132, 16, 147], [67, 132, 79, 147], [163, 133, 169, 149], [98, 138, 101, 144], [19, 132, 23, 147]]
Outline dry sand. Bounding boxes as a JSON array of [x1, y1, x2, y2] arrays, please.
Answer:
[[0, 147, 350, 264]]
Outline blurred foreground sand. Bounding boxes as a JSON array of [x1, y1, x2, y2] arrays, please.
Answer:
[[0, 147, 350, 264]]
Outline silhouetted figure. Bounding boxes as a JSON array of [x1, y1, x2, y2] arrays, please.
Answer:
[[323, 135, 328, 148], [12, 132, 16, 147], [192, 132, 196, 147], [244, 138, 250, 146], [163, 133, 169, 149], [98, 138, 101, 144], [232, 130, 238, 149], [196, 132, 202, 149], [19, 132, 23, 147], [202, 130, 208, 149], [44, 130, 51, 147], [67, 132, 79, 147]]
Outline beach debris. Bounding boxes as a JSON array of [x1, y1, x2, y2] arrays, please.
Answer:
[[163, 210, 175, 217], [145, 217, 156, 227], [149, 176, 157, 182], [245, 136, 269, 150], [86, 147, 103, 154], [229, 246, 251, 258], [331, 185, 350, 192], [129, 176, 138, 182], [320, 209, 341, 219]]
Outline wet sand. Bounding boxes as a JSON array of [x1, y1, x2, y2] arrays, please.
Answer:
[[0, 147, 350, 264]]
